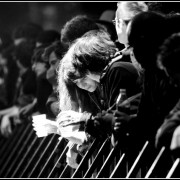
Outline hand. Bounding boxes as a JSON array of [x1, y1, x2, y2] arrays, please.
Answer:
[[113, 110, 131, 133], [56, 110, 83, 126], [85, 111, 114, 139], [170, 125, 180, 150], [0, 115, 12, 138], [19, 103, 35, 116], [50, 102, 59, 116]]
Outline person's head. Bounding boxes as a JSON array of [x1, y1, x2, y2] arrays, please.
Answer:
[[60, 15, 100, 50], [157, 32, 180, 87], [36, 30, 60, 48], [114, 1, 148, 46], [12, 22, 43, 46], [96, 10, 117, 42], [14, 40, 36, 75], [31, 47, 49, 77], [59, 29, 116, 92], [43, 40, 66, 86], [127, 11, 168, 70]]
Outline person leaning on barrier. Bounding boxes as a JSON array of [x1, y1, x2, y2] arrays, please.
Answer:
[[112, 11, 180, 148], [0, 40, 37, 137], [55, 15, 103, 169], [155, 33, 180, 153], [56, 29, 141, 145]]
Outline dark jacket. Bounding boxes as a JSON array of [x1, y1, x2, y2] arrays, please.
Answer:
[[36, 71, 53, 114], [155, 98, 180, 149], [16, 68, 37, 107], [100, 59, 141, 110], [82, 54, 142, 138], [127, 68, 180, 145]]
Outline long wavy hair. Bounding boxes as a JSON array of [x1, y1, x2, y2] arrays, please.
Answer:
[[58, 29, 116, 113]]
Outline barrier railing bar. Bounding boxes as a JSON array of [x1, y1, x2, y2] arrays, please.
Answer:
[[0, 123, 32, 177], [0, 126, 19, 156], [59, 164, 74, 178], [37, 137, 66, 178], [28, 134, 59, 178], [145, 146, 166, 178], [0, 123, 27, 166], [95, 140, 122, 178], [19, 135, 53, 177], [82, 138, 110, 178], [126, 141, 149, 178], [72, 138, 102, 178], [47, 143, 69, 178], [0, 123, 25, 158], [10, 133, 39, 177], [109, 153, 126, 178], [166, 158, 180, 178]]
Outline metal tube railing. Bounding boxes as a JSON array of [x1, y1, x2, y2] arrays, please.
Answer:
[[0, 120, 180, 178]]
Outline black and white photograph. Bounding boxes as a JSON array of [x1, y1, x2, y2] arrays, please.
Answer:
[[0, 1, 180, 178]]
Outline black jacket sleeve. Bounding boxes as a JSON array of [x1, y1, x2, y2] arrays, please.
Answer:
[[155, 99, 180, 149]]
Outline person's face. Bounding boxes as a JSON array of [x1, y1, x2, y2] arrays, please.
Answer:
[[73, 73, 99, 92], [115, 4, 132, 45], [32, 61, 47, 77], [46, 51, 59, 85]]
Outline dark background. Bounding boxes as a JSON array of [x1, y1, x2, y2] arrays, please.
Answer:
[[0, 2, 117, 36], [1, 2, 180, 38]]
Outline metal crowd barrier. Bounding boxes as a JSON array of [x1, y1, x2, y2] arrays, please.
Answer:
[[0, 120, 180, 178]]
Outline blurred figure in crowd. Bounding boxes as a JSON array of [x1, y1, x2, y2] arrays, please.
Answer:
[[35, 29, 60, 48], [112, 11, 180, 148], [43, 40, 66, 119], [0, 40, 37, 137], [156, 32, 180, 152], [12, 22, 43, 46]]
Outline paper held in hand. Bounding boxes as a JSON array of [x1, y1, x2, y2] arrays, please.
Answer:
[[32, 114, 58, 137]]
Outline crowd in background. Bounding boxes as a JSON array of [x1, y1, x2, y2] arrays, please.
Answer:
[[1, 1, 180, 169]]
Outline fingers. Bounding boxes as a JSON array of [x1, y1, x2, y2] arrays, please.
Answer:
[[170, 126, 180, 150], [113, 110, 127, 117], [114, 122, 122, 131], [7, 123, 12, 135], [113, 116, 128, 123], [0, 117, 12, 138], [1, 123, 12, 138]]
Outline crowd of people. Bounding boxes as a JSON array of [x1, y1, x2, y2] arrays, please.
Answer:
[[1, 1, 180, 169]]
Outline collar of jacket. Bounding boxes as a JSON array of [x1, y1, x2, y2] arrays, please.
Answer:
[[100, 46, 131, 81]]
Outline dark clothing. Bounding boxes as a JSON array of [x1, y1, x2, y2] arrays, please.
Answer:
[[127, 68, 180, 145], [100, 60, 141, 110], [16, 68, 37, 107], [46, 90, 59, 119], [155, 98, 180, 149], [35, 71, 53, 114], [82, 55, 142, 138]]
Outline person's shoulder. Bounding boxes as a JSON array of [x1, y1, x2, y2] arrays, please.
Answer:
[[111, 60, 134, 69], [109, 61, 139, 78]]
